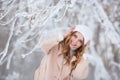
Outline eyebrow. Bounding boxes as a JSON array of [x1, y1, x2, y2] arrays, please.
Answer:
[[74, 34, 83, 43]]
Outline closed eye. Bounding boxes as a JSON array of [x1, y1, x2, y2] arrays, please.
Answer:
[[79, 40, 83, 43], [73, 34, 77, 38]]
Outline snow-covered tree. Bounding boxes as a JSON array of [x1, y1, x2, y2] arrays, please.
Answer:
[[0, 0, 120, 80]]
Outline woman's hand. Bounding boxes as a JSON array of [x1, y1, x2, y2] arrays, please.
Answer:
[[83, 40, 93, 60], [68, 26, 75, 33], [84, 40, 91, 51], [64, 26, 75, 37]]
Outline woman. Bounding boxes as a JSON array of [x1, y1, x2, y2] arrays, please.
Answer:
[[34, 25, 92, 80]]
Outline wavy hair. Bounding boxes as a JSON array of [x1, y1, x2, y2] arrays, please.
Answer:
[[58, 31, 85, 75]]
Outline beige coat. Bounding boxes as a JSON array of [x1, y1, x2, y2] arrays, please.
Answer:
[[34, 39, 89, 80]]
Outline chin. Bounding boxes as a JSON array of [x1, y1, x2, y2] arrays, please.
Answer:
[[69, 45, 75, 50], [70, 46, 77, 50]]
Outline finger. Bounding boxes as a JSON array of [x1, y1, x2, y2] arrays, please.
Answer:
[[85, 40, 91, 49], [64, 26, 75, 37], [70, 26, 75, 32]]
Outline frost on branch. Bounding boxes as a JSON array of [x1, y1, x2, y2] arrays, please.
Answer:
[[0, 0, 120, 80]]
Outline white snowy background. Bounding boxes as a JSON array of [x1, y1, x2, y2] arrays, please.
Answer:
[[0, 0, 120, 80]]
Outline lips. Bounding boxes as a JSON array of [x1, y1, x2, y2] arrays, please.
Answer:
[[71, 42, 77, 46], [70, 43, 77, 48], [70, 43, 77, 50]]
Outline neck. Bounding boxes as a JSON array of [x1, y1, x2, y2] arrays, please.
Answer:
[[70, 49, 76, 56]]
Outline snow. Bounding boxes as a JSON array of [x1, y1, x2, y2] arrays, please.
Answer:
[[0, 0, 120, 80]]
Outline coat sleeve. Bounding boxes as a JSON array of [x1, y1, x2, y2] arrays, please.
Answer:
[[40, 36, 59, 54], [34, 67, 40, 80], [72, 57, 89, 79]]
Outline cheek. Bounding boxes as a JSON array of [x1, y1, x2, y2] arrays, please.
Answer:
[[77, 42, 82, 47]]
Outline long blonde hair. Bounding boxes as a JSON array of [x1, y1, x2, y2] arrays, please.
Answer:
[[58, 31, 85, 75]]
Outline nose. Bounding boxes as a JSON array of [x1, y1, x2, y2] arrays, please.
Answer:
[[73, 39, 78, 44]]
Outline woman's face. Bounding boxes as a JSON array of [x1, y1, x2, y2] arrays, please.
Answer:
[[69, 32, 84, 50]]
